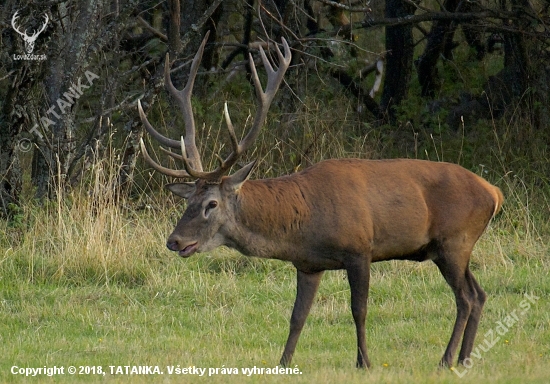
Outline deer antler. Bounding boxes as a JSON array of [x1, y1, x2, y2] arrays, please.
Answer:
[[11, 12, 49, 40], [31, 14, 49, 39], [139, 31, 210, 177], [139, 33, 291, 181], [11, 12, 26, 37]]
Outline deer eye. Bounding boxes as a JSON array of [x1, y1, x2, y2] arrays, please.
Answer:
[[204, 200, 218, 218], [203, 200, 218, 218]]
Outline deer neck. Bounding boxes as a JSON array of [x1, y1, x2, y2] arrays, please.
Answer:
[[224, 177, 310, 260]]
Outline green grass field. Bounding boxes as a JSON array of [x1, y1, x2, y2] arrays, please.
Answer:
[[1, 178, 548, 383]]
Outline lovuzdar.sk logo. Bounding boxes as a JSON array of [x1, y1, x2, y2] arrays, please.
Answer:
[[11, 11, 49, 61]]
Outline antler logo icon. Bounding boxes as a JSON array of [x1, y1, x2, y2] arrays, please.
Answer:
[[11, 11, 49, 54]]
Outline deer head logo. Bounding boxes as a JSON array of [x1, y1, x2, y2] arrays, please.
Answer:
[[11, 11, 49, 54]]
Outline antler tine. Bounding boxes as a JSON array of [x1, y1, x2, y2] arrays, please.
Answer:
[[266, 38, 292, 98], [138, 100, 181, 149], [223, 102, 240, 153], [164, 31, 211, 173], [160, 147, 184, 161], [31, 14, 48, 38], [139, 138, 190, 178], [236, 37, 291, 155], [11, 12, 25, 36]]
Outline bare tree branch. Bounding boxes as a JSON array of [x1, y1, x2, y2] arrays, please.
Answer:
[[137, 15, 167, 41], [362, 11, 493, 28], [330, 68, 382, 118], [317, 0, 372, 13], [317, 9, 550, 38], [258, 1, 301, 42]]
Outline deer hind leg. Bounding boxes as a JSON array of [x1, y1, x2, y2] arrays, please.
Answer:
[[458, 268, 486, 364], [434, 246, 478, 368], [280, 269, 323, 367]]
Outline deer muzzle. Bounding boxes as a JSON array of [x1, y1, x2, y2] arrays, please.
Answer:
[[166, 236, 198, 258]]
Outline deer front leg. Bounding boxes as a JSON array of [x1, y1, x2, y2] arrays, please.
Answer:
[[280, 269, 324, 367], [346, 258, 371, 368]]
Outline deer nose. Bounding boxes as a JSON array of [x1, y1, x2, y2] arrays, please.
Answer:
[[166, 235, 183, 251]]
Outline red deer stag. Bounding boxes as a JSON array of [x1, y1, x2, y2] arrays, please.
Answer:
[[138, 34, 504, 369]]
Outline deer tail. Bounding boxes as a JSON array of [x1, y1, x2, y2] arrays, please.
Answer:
[[492, 186, 504, 218]]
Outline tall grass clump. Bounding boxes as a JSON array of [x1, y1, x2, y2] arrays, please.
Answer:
[[1, 144, 174, 288]]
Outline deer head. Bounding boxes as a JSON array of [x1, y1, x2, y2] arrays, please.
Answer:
[[11, 11, 49, 54], [138, 32, 291, 256]]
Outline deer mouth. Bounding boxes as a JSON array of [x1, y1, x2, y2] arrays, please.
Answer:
[[179, 242, 198, 257]]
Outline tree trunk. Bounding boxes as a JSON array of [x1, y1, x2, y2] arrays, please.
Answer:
[[380, 0, 417, 121], [415, 0, 460, 98], [167, 0, 223, 90], [0, 2, 46, 216], [31, 0, 104, 199], [0, 79, 23, 218], [446, 0, 536, 130], [461, 1, 486, 61]]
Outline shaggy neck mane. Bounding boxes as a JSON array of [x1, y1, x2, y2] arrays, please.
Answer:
[[236, 176, 311, 239]]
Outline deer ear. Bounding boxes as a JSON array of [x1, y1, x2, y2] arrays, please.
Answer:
[[225, 160, 257, 191], [165, 182, 196, 199]]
